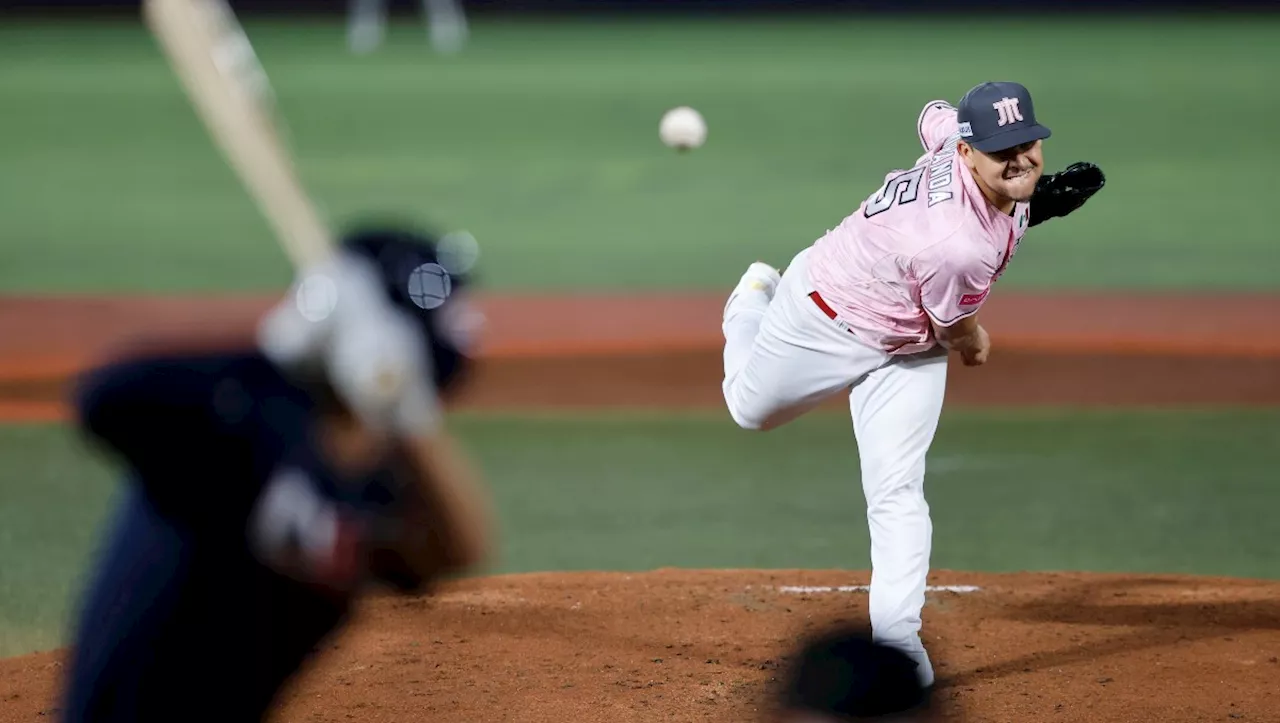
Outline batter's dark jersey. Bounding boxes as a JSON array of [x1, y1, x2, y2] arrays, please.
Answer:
[[61, 351, 415, 723]]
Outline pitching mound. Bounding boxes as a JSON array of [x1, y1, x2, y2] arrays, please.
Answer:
[[4, 570, 1280, 722]]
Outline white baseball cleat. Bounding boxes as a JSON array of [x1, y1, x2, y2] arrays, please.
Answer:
[[723, 261, 781, 320], [907, 648, 935, 688], [876, 636, 935, 688]]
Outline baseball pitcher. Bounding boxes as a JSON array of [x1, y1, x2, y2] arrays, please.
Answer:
[[721, 81, 1106, 687]]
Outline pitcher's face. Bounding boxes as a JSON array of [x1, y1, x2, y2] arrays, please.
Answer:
[[962, 139, 1044, 204]]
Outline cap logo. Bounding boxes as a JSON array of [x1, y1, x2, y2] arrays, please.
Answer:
[[993, 97, 1024, 127], [407, 262, 452, 310], [957, 121, 973, 137]]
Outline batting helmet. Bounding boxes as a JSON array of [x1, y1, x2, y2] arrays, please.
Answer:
[[337, 222, 480, 397]]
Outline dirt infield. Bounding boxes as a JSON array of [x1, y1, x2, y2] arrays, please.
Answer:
[[1, 291, 1278, 419], [1, 292, 1279, 721], [4, 570, 1280, 722]]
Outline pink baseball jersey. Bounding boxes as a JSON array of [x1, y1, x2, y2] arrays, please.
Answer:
[[805, 100, 1031, 355]]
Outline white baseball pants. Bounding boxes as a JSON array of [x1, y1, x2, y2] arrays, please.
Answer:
[[721, 246, 948, 684]]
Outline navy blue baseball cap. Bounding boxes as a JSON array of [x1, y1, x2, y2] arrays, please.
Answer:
[[956, 81, 1051, 153]]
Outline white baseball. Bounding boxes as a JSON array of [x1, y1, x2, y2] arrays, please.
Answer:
[[659, 106, 707, 150]]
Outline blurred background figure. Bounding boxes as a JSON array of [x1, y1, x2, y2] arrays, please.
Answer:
[[347, 0, 469, 54], [775, 626, 941, 723]]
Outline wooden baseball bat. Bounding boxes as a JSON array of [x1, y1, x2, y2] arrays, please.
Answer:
[[143, 0, 333, 270]]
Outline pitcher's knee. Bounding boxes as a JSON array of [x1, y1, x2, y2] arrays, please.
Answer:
[[726, 398, 768, 431], [723, 383, 773, 431]]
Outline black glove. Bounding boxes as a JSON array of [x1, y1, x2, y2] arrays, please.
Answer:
[[1027, 162, 1106, 228]]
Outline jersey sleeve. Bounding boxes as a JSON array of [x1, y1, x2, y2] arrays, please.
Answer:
[[914, 241, 996, 327], [917, 100, 958, 153], [73, 352, 260, 517]]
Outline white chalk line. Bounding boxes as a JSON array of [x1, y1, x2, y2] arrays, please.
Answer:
[[773, 585, 981, 594]]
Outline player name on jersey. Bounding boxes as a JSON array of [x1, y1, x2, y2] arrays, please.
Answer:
[[927, 133, 960, 207]]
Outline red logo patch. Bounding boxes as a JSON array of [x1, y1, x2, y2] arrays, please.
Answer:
[[959, 289, 989, 306]]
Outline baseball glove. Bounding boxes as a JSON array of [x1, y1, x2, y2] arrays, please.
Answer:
[[1028, 162, 1106, 228]]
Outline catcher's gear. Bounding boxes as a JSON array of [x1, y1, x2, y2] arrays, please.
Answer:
[[1028, 162, 1106, 228]]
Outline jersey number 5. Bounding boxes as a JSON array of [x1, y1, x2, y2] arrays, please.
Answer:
[[864, 165, 926, 218]]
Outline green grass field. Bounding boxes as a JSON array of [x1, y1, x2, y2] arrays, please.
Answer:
[[4, 409, 1279, 657], [1, 16, 1277, 292]]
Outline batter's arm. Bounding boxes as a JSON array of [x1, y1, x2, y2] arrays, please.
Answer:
[[73, 322, 266, 466], [375, 426, 493, 589], [71, 351, 261, 520], [305, 257, 492, 587]]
